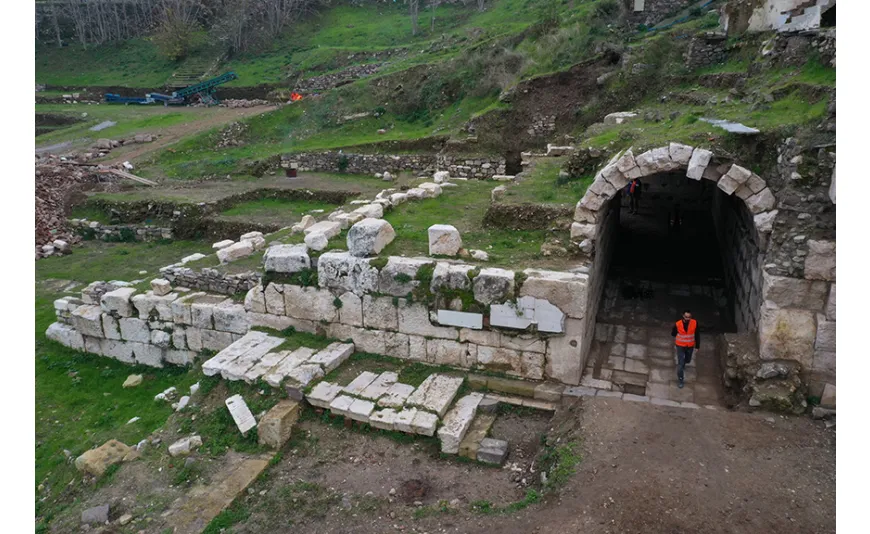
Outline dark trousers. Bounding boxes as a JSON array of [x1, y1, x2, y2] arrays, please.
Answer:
[[629, 194, 639, 212], [676, 346, 694, 382]]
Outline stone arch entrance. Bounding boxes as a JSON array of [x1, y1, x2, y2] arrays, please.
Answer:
[[569, 144, 780, 401]]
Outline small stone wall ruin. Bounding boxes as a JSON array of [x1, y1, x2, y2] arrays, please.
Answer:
[[287, 152, 506, 179], [70, 219, 173, 242], [46, 253, 594, 386]]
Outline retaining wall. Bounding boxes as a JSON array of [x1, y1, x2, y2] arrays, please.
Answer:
[[285, 152, 506, 179]]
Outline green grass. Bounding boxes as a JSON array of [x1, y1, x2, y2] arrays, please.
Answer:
[[36, 38, 177, 87], [506, 156, 591, 204], [217, 197, 338, 225], [381, 180, 549, 266]]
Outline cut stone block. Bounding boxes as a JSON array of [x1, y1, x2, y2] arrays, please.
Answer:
[[362, 294, 398, 330], [686, 148, 713, 180], [225, 394, 257, 434], [377, 382, 417, 408], [308, 342, 355, 373], [100, 287, 137, 317], [458, 412, 496, 460], [242, 350, 288, 383], [437, 310, 483, 329], [71, 305, 104, 338], [304, 220, 342, 238], [370, 408, 399, 430], [411, 410, 439, 436], [213, 303, 250, 334], [201, 329, 235, 351], [394, 408, 419, 433], [477, 438, 509, 465], [428, 224, 462, 256], [307, 381, 344, 408], [118, 317, 150, 343], [438, 392, 484, 454], [262, 347, 317, 387], [212, 239, 234, 250], [217, 240, 254, 264], [359, 372, 399, 401], [343, 371, 380, 396], [473, 267, 515, 305], [283, 285, 339, 322], [74, 439, 137, 477], [202, 331, 282, 377], [347, 218, 395, 257], [329, 394, 356, 417], [220, 335, 286, 380], [263, 244, 310, 273], [406, 374, 464, 417], [348, 398, 376, 422], [258, 400, 300, 449], [353, 203, 384, 219], [151, 278, 172, 296], [132, 342, 163, 367], [46, 322, 85, 350], [284, 364, 325, 387], [317, 252, 380, 295]]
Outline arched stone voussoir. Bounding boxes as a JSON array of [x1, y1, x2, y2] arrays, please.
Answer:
[[572, 144, 775, 223]]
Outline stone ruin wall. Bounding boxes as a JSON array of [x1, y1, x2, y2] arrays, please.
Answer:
[[568, 143, 836, 402], [289, 152, 506, 180], [46, 253, 593, 387], [69, 219, 173, 243], [624, 0, 698, 27]]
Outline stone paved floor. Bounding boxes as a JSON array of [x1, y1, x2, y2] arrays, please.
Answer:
[[580, 322, 725, 407]]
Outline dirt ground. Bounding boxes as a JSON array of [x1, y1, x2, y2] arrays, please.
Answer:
[[229, 398, 835, 534]]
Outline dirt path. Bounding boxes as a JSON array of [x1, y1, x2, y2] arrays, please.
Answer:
[[462, 397, 836, 534], [102, 105, 278, 165]]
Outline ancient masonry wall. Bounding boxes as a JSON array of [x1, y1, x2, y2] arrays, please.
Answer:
[[685, 33, 728, 71], [712, 192, 763, 333], [46, 254, 593, 386], [568, 143, 836, 402], [161, 266, 260, 296], [288, 152, 506, 180], [70, 219, 173, 242]]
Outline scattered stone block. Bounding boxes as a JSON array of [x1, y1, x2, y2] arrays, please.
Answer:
[[74, 439, 137, 477], [150, 278, 172, 296], [264, 244, 310, 273], [226, 395, 257, 434], [212, 239, 234, 250], [477, 438, 509, 465], [168, 435, 202, 457], [347, 218, 396, 257], [100, 287, 137, 317], [428, 224, 462, 256], [217, 241, 254, 264], [258, 400, 300, 449], [353, 203, 384, 219], [418, 182, 443, 197], [307, 381, 344, 408], [304, 220, 342, 238], [81, 504, 110, 525], [123, 374, 143, 388]]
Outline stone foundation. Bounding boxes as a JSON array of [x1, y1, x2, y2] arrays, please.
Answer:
[[284, 152, 506, 180], [71, 220, 173, 242]]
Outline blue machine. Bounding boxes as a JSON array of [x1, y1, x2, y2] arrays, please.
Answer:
[[104, 71, 238, 106]]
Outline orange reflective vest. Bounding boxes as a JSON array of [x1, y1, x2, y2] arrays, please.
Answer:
[[675, 319, 697, 347]]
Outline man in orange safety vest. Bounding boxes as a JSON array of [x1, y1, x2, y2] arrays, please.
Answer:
[[671, 310, 700, 388]]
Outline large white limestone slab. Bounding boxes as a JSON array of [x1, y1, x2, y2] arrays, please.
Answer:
[[359, 372, 399, 401], [437, 392, 484, 454], [489, 301, 534, 330], [406, 374, 464, 417], [343, 371, 380, 396], [394, 408, 419, 433], [203, 331, 283, 379], [411, 411, 439, 436], [377, 383, 416, 408], [348, 398, 376, 422], [262, 347, 317, 387], [285, 364, 324, 386], [225, 394, 257, 434], [369, 408, 398, 430], [308, 342, 354, 373], [329, 394, 356, 417], [436, 310, 484, 329], [307, 381, 344, 409], [242, 350, 289, 383]]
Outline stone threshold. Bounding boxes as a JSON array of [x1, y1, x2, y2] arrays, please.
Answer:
[[562, 385, 721, 410]]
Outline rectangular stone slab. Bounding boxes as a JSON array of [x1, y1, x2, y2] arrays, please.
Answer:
[[458, 412, 497, 460], [377, 383, 416, 408], [262, 348, 317, 387], [477, 438, 509, 465], [359, 372, 399, 401], [411, 410, 438, 436], [343, 371, 380, 396], [406, 374, 464, 417], [220, 335, 286, 381], [225, 394, 257, 434], [329, 394, 356, 417], [437, 393, 484, 454], [202, 331, 276, 377], [307, 382, 345, 409], [369, 408, 398, 430], [308, 342, 355, 373], [348, 398, 376, 422], [436, 310, 484, 330], [394, 408, 418, 433], [243, 351, 291, 383]]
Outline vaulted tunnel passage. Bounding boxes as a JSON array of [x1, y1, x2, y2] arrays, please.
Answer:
[[581, 165, 766, 404]]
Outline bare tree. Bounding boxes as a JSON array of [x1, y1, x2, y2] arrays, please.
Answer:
[[154, 0, 204, 60], [477, 0, 485, 12], [410, 0, 419, 36]]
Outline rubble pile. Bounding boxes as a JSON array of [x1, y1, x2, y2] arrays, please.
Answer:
[[219, 99, 270, 109], [216, 122, 249, 148], [34, 155, 109, 258]]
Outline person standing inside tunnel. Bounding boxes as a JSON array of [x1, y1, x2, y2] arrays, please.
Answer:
[[671, 310, 700, 388], [626, 177, 642, 214], [668, 204, 682, 236]]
